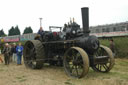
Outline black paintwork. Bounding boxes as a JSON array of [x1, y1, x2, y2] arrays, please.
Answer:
[[35, 7, 100, 66]]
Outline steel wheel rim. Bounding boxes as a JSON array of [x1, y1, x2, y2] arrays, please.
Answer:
[[64, 47, 89, 78], [92, 45, 114, 72]]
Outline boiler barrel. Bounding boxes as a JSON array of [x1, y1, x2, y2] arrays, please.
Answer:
[[76, 35, 99, 54]]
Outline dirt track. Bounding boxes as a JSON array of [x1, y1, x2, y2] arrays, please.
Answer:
[[0, 55, 128, 85]]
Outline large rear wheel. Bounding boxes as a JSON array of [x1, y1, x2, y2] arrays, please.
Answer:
[[23, 40, 45, 69], [63, 47, 89, 78]]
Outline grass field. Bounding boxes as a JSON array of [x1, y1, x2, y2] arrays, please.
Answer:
[[100, 37, 128, 58], [0, 56, 128, 85]]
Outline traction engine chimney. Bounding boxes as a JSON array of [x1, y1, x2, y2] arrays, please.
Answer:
[[81, 7, 90, 36]]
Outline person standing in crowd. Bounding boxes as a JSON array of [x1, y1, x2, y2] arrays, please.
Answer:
[[12, 43, 17, 63], [2, 43, 11, 65], [109, 39, 115, 56], [16, 43, 23, 65]]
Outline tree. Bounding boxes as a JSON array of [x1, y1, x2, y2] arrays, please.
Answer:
[[23, 26, 33, 34], [0, 29, 6, 37], [8, 25, 20, 36], [14, 25, 20, 35], [8, 26, 15, 36]]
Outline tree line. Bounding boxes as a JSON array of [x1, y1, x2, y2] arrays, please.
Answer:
[[0, 26, 33, 37]]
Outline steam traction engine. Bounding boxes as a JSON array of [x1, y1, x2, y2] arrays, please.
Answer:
[[23, 7, 115, 78]]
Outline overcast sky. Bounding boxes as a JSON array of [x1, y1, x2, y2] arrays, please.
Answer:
[[0, 0, 128, 34]]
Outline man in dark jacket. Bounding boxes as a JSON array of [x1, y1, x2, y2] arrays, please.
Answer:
[[35, 27, 44, 41], [37, 27, 44, 36], [2, 43, 11, 65], [109, 39, 115, 56], [12, 43, 17, 63]]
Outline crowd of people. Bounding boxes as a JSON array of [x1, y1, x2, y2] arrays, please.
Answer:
[[0, 43, 23, 65], [0, 28, 42, 65]]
